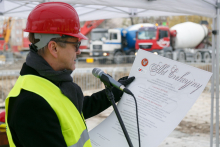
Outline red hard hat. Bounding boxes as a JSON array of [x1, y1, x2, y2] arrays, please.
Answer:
[[24, 2, 87, 40]]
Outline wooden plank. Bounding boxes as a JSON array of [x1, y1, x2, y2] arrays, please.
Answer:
[[0, 130, 9, 147]]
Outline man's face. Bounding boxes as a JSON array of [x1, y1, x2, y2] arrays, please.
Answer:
[[57, 37, 81, 71]]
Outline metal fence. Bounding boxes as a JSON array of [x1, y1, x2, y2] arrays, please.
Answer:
[[0, 67, 131, 103], [0, 54, 213, 101], [0, 54, 212, 69], [71, 67, 131, 92], [0, 70, 20, 105], [0, 55, 134, 70], [0, 61, 213, 103]]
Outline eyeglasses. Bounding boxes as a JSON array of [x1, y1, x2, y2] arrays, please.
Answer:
[[55, 41, 81, 52]]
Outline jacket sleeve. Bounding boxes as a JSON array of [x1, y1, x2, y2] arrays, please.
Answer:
[[7, 90, 67, 147], [82, 87, 123, 119]]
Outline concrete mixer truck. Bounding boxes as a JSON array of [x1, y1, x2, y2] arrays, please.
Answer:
[[135, 22, 212, 62], [90, 23, 154, 64]]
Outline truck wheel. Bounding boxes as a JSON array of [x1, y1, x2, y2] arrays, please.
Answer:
[[194, 52, 202, 63], [114, 51, 124, 64], [203, 52, 211, 63], [127, 51, 135, 63], [178, 51, 186, 62], [164, 51, 172, 59]]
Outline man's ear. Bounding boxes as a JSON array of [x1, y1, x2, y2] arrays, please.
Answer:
[[47, 41, 58, 58]]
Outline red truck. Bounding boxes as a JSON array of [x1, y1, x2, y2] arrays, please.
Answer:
[[135, 26, 175, 51], [135, 22, 212, 62]]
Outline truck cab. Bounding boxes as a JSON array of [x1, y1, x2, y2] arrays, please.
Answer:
[[135, 26, 172, 57], [90, 28, 108, 56], [91, 28, 123, 63], [102, 29, 121, 55]]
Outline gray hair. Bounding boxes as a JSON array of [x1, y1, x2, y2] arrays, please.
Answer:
[[28, 33, 75, 51]]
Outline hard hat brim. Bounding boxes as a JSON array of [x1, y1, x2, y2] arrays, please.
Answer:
[[69, 32, 88, 40]]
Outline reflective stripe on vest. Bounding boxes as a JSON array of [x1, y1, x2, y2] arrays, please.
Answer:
[[70, 129, 89, 147], [5, 75, 92, 147]]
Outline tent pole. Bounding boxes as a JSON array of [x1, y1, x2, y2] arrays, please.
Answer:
[[202, 0, 218, 7], [130, 17, 134, 25], [216, 0, 220, 146], [211, 17, 216, 147]]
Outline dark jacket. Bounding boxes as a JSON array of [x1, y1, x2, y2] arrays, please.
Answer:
[[7, 63, 122, 147]]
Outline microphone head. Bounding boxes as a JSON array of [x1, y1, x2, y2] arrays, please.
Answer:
[[92, 68, 103, 78]]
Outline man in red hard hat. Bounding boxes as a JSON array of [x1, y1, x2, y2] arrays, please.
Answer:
[[4, 2, 135, 147]]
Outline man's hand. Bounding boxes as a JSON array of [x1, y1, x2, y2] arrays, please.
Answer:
[[118, 76, 135, 87], [111, 76, 135, 102]]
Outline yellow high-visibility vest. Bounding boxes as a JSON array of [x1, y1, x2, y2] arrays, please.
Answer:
[[5, 75, 92, 147]]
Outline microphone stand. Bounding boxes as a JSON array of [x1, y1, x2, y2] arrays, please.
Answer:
[[104, 85, 134, 147]]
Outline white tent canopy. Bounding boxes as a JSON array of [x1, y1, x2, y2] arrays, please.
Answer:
[[0, 0, 217, 21]]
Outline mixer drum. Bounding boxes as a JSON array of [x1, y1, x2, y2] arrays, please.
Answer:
[[170, 22, 208, 48]]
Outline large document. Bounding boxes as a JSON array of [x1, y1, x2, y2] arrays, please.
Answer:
[[89, 49, 212, 147]]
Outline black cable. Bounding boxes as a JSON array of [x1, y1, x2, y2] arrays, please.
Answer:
[[122, 88, 141, 147], [130, 93, 141, 147]]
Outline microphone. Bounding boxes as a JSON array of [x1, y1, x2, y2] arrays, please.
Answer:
[[92, 68, 133, 95]]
